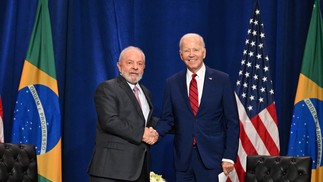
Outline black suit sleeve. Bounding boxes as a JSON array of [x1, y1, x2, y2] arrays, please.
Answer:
[[94, 82, 144, 144]]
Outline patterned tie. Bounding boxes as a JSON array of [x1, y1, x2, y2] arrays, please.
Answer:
[[189, 73, 198, 117], [133, 86, 142, 108], [189, 74, 198, 146]]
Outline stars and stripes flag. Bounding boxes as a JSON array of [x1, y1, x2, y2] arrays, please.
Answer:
[[229, 1, 280, 181], [0, 96, 3, 142], [287, 0, 323, 181], [11, 0, 62, 181]]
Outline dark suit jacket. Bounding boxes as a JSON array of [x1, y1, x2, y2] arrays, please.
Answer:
[[155, 66, 239, 173], [88, 75, 155, 181]]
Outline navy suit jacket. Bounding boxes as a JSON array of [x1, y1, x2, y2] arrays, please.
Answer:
[[155, 66, 239, 173]]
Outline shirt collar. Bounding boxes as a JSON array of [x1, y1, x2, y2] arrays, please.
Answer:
[[186, 63, 206, 80], [127, 82, 141, 91]]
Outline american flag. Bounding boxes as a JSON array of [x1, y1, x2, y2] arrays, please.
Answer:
[[229, 1, 280, 181]]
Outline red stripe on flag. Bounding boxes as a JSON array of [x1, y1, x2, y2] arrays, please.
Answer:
[[239, 121, 257, 155], [0, 96, 3, 118], [0, 96, 4, 143], [250, 114, 279, 155], [267, 102, 278, 125], [234, 155, 246, 182]]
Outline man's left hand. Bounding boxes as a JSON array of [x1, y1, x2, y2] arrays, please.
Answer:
[[222, 161, 234, 175]]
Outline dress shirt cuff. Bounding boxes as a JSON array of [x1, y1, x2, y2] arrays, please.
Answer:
[[222, 158, 234, 164]]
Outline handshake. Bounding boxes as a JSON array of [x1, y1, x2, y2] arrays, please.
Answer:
[[142, 127, 159, 145]]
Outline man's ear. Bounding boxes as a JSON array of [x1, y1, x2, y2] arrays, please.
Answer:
[[116, 62, 121, 72]]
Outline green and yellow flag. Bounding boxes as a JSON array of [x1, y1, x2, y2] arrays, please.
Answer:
[[11, 0, 62, 181], [287, 0, 323, 181]]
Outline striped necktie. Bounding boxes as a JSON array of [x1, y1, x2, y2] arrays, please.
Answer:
[[189, 73, 198, 116]]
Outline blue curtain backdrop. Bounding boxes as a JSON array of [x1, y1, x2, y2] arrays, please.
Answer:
[[0, 0, 315, 181]]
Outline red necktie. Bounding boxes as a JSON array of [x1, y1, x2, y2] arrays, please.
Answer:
[[189, 74, 198, 145], [133, 86, 142, 109], [189, 73, 198, 117]]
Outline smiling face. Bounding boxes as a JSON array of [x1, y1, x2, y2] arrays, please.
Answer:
[[179, 34, 206, 73], [117, 47, 145, 84]]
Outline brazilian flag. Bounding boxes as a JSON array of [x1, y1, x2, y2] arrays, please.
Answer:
[[287, 0, 323, 181], [11, 0, 62, 181]]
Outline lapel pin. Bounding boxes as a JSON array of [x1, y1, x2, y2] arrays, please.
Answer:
[[209, 77, 212, 80]]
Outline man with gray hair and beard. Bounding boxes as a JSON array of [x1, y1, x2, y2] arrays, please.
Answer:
[[88, 46, 158, 182]]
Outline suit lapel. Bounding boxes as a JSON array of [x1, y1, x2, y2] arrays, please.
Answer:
[[199, 67, 213, 113], [117, 76, 145, 121], [178, 70, 194, 115]]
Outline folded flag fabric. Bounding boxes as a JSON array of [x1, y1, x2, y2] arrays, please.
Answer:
[[287, 0, 323, 181], [11, 0, 62, 181]]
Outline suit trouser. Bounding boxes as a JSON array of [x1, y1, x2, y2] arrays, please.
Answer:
[[175, 147, 219, 182], [90, 152, 149, 182]]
